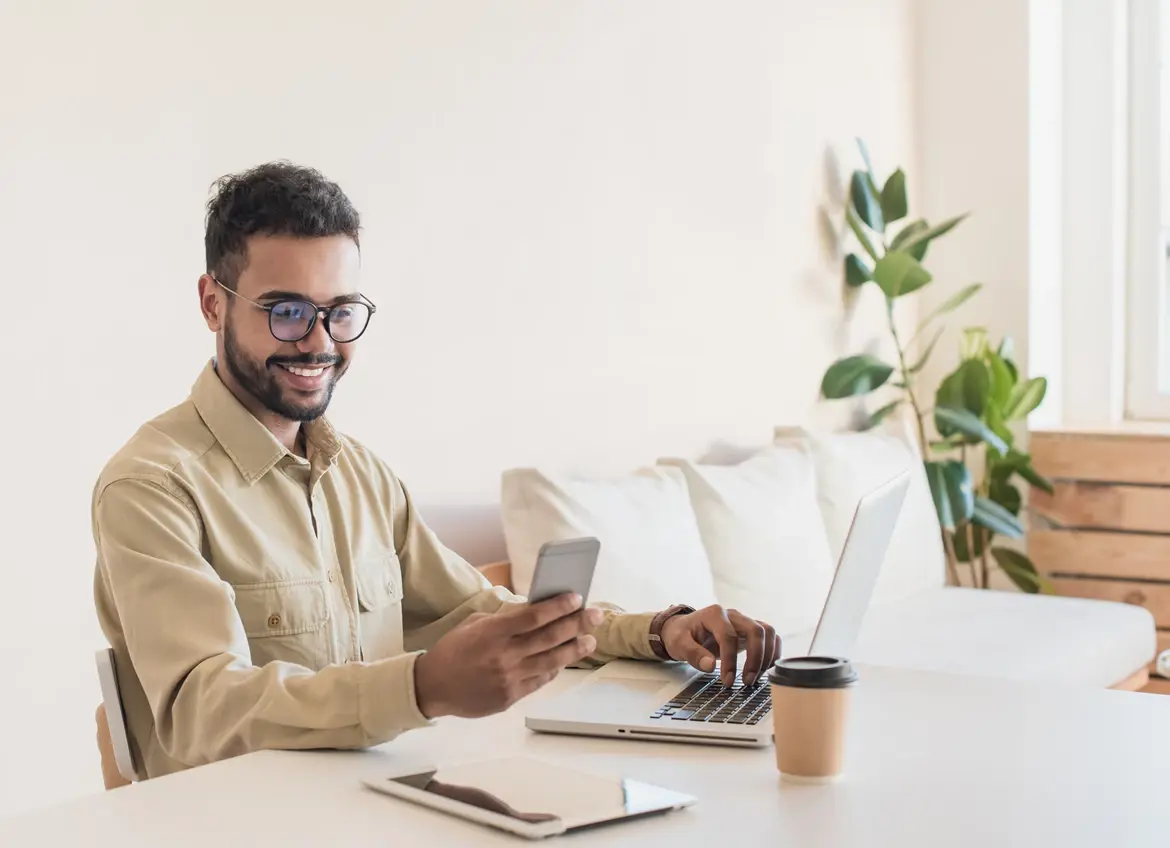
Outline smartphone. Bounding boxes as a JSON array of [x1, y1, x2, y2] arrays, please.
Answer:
[[526, 537, 601, 605]]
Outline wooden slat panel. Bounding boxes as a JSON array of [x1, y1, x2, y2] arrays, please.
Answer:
[[1029, 530, 1170, 580], [1141, 677, 1170, 695], [476, 561, 513, 591], [1032, 431, 1170, 484], [1031, 482, 1170, 533], [1049, 577, 1170, 627]]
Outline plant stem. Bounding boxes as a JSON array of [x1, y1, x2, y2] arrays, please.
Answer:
[[940, 530, 962, 587], [980, 536, 990, 589], [888, 299, 963, 584], [965, 522, 979, 588], [887, 302, 930, 456]]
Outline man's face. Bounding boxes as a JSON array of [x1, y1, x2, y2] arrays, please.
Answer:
[[218, 234, 363, 422]]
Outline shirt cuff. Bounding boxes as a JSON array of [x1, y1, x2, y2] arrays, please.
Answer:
[[357, 651, 435, 742], [591, 606, 659, 662]]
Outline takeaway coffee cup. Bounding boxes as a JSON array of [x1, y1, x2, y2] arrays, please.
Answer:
[[769, 656, 858, 783]]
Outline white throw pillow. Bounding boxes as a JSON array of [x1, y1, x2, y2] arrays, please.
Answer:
[[660, 443, 836, 636], [777, 419, 946, 606], [500, 466, 719, 614]]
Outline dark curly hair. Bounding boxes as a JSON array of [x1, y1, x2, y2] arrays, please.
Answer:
[[204, 161, 361, 290]]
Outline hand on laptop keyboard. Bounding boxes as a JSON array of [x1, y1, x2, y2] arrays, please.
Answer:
[[657, 605, 781, 687]]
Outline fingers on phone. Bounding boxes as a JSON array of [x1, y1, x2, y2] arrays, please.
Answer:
[[527, 610, 594, 653], [505, 592, 582, 635], [522, 634, 596, 677]]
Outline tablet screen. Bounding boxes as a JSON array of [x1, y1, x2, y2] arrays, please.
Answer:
[[384, 756, 693, 830]]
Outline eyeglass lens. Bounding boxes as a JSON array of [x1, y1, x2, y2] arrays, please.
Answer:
[[270, 301, 372, 343]]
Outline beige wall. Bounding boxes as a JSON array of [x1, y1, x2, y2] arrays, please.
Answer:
[[911, 0, 1033, 406], [0, 0, 915, 817]]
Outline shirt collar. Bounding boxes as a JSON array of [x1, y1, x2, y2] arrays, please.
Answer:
[[190, 359, 342, 483]]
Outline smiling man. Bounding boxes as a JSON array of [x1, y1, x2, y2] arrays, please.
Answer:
[[91, 162, 780, 780]]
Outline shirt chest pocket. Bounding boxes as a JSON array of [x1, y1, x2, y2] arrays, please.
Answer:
[[232, 579, 333, 670], [355, 552, 404, 662]]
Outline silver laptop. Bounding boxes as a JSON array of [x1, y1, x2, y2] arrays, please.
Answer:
[[524, 469, 912, 748]]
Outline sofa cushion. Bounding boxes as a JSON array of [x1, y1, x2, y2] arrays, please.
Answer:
[[500, 466, 719, 614], [781, 586, 1156, 687], [778, 422, 946, 606], [660, 445, 835, 634]]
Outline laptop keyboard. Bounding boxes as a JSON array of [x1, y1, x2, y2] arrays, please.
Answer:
[[649, 671, 771, 725]]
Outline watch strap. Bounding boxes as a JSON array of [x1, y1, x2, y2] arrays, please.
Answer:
[[648, 604, 695, 660]]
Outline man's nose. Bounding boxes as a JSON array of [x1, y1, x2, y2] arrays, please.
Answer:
[[296, 312, 335, 356]]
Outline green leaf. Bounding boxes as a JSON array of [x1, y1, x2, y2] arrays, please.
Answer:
[[989, 477, 1022, 516], [914, 283, 982, 335], [872, 251, 932, 299], [820, 355, 894, 399], [856, 138, 875, 180], [987, 351, 1015, 409], [960, 327, 989, 361], [1007, 453, 1055, 495], [890, 219, 928, 250], [844, 253, 872, 287], [936, 360, 991, 416], [934, 406, 1009, 454], [855, 138, 881, 199], [850, 171, 885, 233], [924, 460, 974, 530], [862, 400, 903, 431], [984, 401, 1013, 455], [991, 548, 1054, 594], [880, 168, 908, 224], [896, 213, 969, 254], [1004, 377, 1047, 421], [890, 219, 930, 261], [998, 335, 1016, 365], [846, 205, 879, 262], [909, 327, 945, 374], [973, 496, 1024, 538], [952, 524, 989, 563], [930, 437, 965, 453]]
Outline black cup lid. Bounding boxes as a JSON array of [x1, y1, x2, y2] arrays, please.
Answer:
[[769, 656, 858, 689]]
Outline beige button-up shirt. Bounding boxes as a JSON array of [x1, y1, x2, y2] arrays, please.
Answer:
[[93, 362, 658, 780]]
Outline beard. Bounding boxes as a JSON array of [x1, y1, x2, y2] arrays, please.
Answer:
[[223, 314, 346, 422]]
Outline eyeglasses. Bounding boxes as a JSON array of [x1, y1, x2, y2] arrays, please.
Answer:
[[212, 277, 376, 343]]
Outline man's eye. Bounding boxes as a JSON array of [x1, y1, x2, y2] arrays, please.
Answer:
[[273, 302, 309, 320]]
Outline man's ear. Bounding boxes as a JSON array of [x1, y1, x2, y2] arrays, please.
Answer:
[[198, 274, 223, 332]]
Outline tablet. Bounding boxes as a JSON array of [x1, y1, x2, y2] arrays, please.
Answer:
[[362, 755, 696, 839]]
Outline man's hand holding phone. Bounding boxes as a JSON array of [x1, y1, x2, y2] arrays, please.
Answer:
[[413, 593, 603, 720]]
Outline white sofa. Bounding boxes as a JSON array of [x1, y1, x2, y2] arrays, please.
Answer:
[[499, 424, 1156, 689]]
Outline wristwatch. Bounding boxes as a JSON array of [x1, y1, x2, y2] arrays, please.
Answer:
[[648, 604, 695, 660]]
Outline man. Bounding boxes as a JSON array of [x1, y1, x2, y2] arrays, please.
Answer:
[[92, 161, 780, 780]]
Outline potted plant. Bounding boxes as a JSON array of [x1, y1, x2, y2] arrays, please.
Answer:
[[819, 139, 1053, 592]]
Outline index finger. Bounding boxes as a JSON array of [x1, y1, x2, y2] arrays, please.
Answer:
[[729, 610, 765, 686], [498, 592, 583, 635], [703, 608, 740, 687]]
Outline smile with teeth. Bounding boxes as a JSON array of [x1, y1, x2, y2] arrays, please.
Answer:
[[278, 364, 330, 377]]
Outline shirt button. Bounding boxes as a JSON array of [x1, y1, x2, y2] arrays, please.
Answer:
[[267, 614, 281, 629], [327, 571, 335, 583]]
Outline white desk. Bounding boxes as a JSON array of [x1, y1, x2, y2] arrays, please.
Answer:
[[3, 664, 1169, 846]]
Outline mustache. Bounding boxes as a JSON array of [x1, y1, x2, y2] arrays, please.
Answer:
[[268, 354, 343, 368]]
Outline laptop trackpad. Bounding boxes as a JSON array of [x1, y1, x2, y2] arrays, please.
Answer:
[[576, 678, 665, 712]]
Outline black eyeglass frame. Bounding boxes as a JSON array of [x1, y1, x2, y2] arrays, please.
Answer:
[[212, 277, 377, 343]]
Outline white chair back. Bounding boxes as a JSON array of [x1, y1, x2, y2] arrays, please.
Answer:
[[95, 647, 137, 784]]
